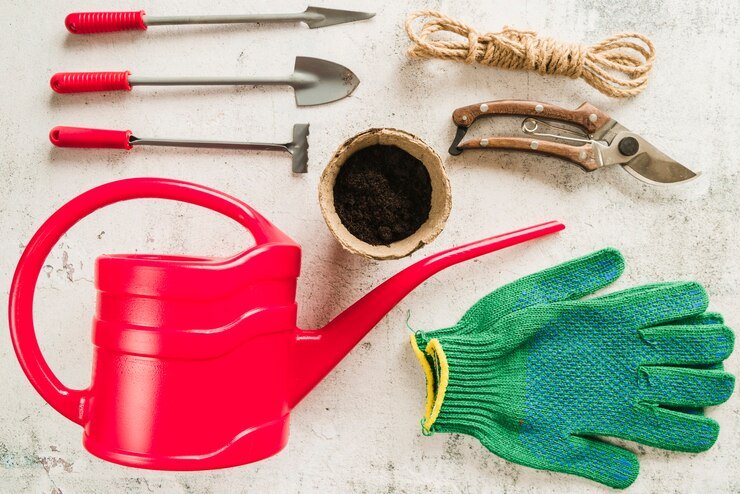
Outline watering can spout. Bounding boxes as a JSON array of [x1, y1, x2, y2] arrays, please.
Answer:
[[289, 221, 565, 406]]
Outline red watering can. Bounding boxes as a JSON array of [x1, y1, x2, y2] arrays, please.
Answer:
[[9, 178, 564, 470]]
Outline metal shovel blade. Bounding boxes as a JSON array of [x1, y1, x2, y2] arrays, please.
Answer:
[[303, 6, 375, 28], [293, 56, 360, 106]]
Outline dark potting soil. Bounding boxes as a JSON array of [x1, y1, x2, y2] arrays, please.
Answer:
[[333, 145, 432, 246]]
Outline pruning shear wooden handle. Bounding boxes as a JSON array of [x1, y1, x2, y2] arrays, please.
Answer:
[[449, 100, 611, 172], [452, 100, 611, 135], [456, 136, 601, 171], [448, 100, 699, 185]]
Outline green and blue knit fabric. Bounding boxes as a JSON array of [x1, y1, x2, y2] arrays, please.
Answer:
[[411, 249, 735, 489]]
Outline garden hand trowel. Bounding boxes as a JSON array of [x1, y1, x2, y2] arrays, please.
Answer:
[[51, 57, 360, 107]]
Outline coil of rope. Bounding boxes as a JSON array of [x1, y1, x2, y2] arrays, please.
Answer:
[[405, 11, 656, 98]]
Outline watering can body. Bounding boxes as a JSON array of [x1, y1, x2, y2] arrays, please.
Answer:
[[8, 178, 564, 470], [87, 245, 301, 469]]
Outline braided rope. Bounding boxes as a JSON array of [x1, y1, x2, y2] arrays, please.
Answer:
[[405, 11, 656, 98]]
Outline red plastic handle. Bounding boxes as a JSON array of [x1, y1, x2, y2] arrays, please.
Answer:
[[51, 71, 131, 94], [65, 11, 147, 34], [8, 178, 292, 425], [50, 126, 133, 150]]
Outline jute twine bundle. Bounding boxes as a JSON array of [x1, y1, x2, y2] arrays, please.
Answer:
[[406, 11, 656, 98]]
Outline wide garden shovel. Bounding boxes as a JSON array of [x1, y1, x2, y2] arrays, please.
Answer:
[[51, 57, 360, 107]]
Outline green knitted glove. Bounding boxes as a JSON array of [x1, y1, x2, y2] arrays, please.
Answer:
[[412, 280, 735, 489]]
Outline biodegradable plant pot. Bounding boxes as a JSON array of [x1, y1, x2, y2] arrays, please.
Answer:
[[319, 128, 452, 260]]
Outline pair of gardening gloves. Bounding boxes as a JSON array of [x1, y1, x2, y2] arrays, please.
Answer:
[[410, 248, 735, 489]]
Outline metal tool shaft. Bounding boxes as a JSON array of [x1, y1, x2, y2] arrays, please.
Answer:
[[129, 76, 294, 87], [144, 13, 319, 26], [131, 137, 288, 152]]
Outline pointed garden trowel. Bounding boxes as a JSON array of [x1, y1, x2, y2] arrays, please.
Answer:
[[51, 57, 360, 107], [65, 6, 375, 34]]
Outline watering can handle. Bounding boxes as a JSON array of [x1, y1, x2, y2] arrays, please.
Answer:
[[8, 177, 287, 425]]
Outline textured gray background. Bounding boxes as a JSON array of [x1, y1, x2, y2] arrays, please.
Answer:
[[1, 0, 738, 493]]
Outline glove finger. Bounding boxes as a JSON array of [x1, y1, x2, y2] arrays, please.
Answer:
[[594, 282, 708, 329], [663, 361, 726, 416], [639, 324, 734, 366], [665, 368, 724, 413], [456, 248, 624, 330], [593, 281, 677, 303], [416, 249, 624, 346], [638, 366, 735, 407], [561, 435, 639, 489], [625, 405, 721, 452], [670, 312, 724, 326]]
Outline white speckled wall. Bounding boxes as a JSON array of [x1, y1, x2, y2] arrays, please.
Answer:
[[1, 1, 738, 492]]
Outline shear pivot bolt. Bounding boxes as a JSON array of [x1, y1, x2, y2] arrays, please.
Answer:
[[589, 113, 598, 123], [618, 137, 639, 156], [480, 104, 489, 113], [530, 140, 539, 150], [480, 138, 489, 147], [535, 104, 544, 113]]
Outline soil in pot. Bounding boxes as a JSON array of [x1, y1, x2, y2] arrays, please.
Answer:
[[333, 145, 432, 246]]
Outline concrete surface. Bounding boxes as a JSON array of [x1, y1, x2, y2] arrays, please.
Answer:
[[1, 0, 738, 492]]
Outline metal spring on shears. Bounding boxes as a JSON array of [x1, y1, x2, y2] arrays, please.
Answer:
[[521, 118, 592, 146]]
